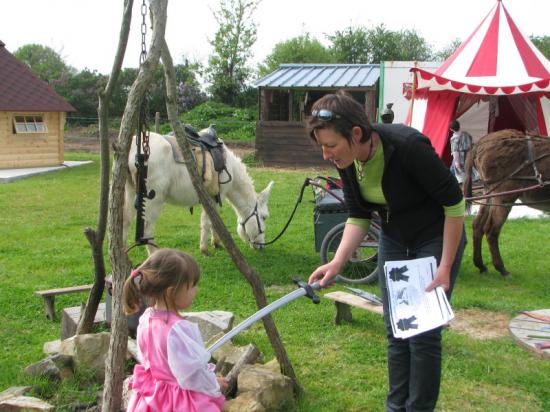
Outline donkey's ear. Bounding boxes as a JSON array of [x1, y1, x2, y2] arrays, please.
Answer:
[[259, 181, 274, 202]]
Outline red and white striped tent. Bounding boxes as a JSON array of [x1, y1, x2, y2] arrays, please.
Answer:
[[407, 0, 550, 162]]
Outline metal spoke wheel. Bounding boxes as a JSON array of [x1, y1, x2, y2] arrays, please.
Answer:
[[319, 219, 380, 284]]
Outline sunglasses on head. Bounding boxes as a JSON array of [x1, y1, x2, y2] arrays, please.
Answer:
[[311, 109, 345, 122]]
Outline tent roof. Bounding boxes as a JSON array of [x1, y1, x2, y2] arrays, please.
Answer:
[[413, 0, 550, 95]]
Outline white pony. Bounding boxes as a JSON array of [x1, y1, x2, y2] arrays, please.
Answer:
[[124, 131, 274, 255]]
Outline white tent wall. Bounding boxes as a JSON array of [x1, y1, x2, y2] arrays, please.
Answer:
[[457, 100, 490, 143], [541, 96, 550, 134], [380, 61, 440, 124], [410, 98, 428, 132]]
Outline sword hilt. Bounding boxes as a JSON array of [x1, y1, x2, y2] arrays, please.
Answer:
[[292, 278, 320, 304]]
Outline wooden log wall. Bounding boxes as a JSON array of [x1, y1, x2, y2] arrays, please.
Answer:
[[255, 120, 331, 168], [0, 111, 65, 169]]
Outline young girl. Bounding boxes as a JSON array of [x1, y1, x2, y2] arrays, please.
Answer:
[[123, 248, 227, 412]]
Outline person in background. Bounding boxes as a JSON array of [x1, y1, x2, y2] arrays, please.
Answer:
[[307, 91, 466, 412], [124, 248, 227, 412], [449, 120, 473, 184]]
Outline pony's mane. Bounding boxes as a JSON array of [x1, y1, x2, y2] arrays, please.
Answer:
[[225, 146, 255, 190]]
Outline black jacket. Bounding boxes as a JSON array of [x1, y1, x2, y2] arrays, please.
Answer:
[[338, 123, 463, 248]]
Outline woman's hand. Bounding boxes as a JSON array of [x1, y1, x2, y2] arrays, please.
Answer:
[[426, 264, 451, 292], [309, 260, 342, 287]]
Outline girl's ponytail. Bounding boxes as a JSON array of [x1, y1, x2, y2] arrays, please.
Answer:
[[123, 269, 142, 315]]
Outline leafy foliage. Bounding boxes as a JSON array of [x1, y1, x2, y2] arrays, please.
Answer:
[[206, 0, 259, 106], [258, 33, 333, 77], [530, 35, 550, 60], [433, 38, 462, 61], [14, 44, 76, 88], [328, 26, 370, 64], [159, 101, 257, 141], [366, 24, 433, 63]]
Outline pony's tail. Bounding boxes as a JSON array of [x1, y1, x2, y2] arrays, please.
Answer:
[[463, 144, 475, 209]]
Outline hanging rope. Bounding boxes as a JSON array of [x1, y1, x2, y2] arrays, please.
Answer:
[[132, 0, 156, 247]]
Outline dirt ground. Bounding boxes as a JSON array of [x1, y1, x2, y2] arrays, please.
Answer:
[[64, 126, 255, 159], [449, 308, 510, 339]]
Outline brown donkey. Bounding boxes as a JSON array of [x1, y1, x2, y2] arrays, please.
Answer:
[[463, 129, 550, 276]]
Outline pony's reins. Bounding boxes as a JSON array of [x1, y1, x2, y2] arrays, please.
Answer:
[[251, 177, 345, 247]]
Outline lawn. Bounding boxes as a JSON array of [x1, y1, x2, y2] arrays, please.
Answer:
[[0, 152, 549, 411]]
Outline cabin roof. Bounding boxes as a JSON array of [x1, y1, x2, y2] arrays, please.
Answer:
[[254, 64, 380, 89], [0, 40, 75, 112]]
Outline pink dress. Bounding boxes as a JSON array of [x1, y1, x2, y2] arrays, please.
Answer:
[[127, 308, 225, 412]]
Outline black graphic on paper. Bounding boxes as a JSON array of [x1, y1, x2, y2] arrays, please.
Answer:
[[396, 315, 418, 331], [389, 265, 409, 282]]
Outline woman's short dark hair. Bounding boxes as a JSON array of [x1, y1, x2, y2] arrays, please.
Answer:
[[450, 120, 460, 131], [306, 90, 372, 144]]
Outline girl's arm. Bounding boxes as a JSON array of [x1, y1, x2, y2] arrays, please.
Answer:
[[167, 321, 222, 397]]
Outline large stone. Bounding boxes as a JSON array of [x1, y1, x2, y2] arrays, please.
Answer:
[[127, 337, 140, 362], [223, 391, 266, 412], [237, 364, 295, 412], [72, 332, 111, 379], [0, 387, 32, 403], [0, 395, 54, 411], [61, 303, 106, 340], [122, 376, 133, 410], [215, 343, 261, 376], [182, 311, 234, 342], [24, 358, 60, 381], [24, 354, 74, 381], [42, 339, 61, 355]]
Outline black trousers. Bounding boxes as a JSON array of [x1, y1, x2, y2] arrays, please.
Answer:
[[378, 231, 466, 412]]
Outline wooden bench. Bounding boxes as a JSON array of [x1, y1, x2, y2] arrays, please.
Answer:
[[35, 284, 94, 321], [323, 291, 383, 325]]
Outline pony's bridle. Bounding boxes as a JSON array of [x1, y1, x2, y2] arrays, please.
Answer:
[[239, 202, 264, 242]]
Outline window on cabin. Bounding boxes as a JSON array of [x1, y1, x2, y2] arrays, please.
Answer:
[[13, 115, 47, 134]]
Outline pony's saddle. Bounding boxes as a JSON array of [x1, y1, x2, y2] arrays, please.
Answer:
[[164, 124, 229, 202]]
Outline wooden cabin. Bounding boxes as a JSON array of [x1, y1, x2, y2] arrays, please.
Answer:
[[254, 64, 380, 167], [0, 41, 75, 169]]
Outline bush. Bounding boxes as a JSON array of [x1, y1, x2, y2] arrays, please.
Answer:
[[159, 101, 257, 141]]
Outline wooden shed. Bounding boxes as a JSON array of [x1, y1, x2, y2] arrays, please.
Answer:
[[0, 41, 75, 169], [254, 64, 380, 167]]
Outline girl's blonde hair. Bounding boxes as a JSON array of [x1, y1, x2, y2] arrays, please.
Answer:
[[123, 248, 200, 315]]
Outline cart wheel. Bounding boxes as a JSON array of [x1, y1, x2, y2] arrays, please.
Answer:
[[320, 221, 379, 284]]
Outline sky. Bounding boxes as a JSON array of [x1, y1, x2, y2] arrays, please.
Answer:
[[1, 0, 549, 75]]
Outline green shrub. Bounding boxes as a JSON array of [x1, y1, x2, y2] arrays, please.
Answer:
[[158, 101, 257, 141]]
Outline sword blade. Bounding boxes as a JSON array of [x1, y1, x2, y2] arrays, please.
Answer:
[[207, 287, 308, 354], [344, 286, 383, 305]]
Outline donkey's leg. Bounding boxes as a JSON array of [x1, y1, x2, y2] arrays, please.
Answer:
[[472, 203, 489, 273], [485, 203, 512, 277]]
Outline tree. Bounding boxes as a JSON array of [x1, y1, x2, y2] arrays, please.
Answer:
[[366, 24, 433, 63], [258, 33, 333, 77], [328, 26, 370, 64], [206, 0, 259, 106], [14, 44, 75, 89], [531, 35, 550, 60], [60, 69, 107, 122], [434, 38, 462, 61]]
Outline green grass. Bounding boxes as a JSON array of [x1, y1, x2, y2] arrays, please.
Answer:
[[1, 153, 549, 411]]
